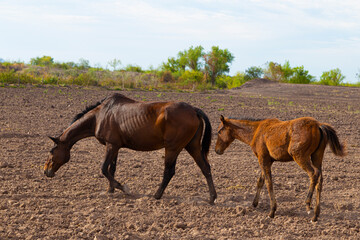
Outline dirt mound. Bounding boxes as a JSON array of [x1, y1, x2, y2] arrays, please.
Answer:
[[233, 78, 276, 90]]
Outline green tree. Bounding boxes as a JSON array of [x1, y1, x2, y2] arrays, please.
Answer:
[[162, 45, 204, 73], [108, 58, 122, 71], [245, 66, 263, 81], [263, 61, 283, 82], [289, 66, 315, 84], [30, 56, 54, 67], [186, 46, 204, 71], [177, 50, 187, 72], [320, 68, 345, 85], [203, 46, 234, 85], [281, 60, 294, 82], [162, 57, 180, 73]]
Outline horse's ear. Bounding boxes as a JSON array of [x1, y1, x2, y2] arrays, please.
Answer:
[[220, 115, 225, 122], [48, 136, 60, 144]]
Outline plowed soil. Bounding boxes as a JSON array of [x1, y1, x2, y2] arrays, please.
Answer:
[[1, 80, 359, 239]]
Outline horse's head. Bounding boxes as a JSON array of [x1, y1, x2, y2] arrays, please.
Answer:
[[215, 115, 235, 155], [44, 137, 70, 177]]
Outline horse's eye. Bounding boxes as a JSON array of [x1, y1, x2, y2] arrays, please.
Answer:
[[218, 128, 224, 134]]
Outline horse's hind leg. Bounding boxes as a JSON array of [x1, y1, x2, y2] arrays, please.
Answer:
[[185, 142, 217, 205], [154, 148, 181, 200], [102, 143, 130, 194], [310, 145, 325, 222], [252, 171, 265, 208]]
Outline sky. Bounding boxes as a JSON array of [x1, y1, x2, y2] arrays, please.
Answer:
[[1, 0, 360, 83]]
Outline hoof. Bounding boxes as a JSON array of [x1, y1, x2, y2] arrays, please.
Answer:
[[311, 217, 318, 223], [209, 198, 217, 205], [306, 205, 312, 214], [154, 192, 162, 200], [209, 196, 217, 205], [122, 184, 131, 195]]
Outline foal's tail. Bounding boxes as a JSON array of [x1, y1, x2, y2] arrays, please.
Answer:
[[320, 124, 346, 157], [194, 108, 212, 158]]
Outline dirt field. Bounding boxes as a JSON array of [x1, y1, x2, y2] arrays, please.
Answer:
[[1, 80, 359, 239]]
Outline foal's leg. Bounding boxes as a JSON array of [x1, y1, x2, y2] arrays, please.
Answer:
[[185, 143, 217, 205], [252, 171, 265, 208], [257, 155, 276, 218], [102, 143, 130, 194], [262, 162, 277, 218], [294, 156, 320, 215], [154, 148, 181, 200], [310, 146, 325, 222]]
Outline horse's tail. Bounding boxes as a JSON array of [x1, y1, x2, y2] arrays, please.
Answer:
[[194, 108, 212, 158], [319, 124, 346, 157]]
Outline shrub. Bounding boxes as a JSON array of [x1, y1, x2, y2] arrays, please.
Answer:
[[215, 75, 230, 89], [42, 76, 59, 84], [30, 56, 54, 67], [178, 70, 204, 85], [125, 64, 143, 73], [0, 70, 16, 83], [72, 73, 98, 86], [217, 72, 247, 89], [319, 68, 345, 86], [160, 71, 174, 83]]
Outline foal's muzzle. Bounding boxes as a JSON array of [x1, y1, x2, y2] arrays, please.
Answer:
[[215, 149, 224, 155]]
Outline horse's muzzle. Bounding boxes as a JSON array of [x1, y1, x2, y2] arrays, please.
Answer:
[[44, 169, 55, 178]]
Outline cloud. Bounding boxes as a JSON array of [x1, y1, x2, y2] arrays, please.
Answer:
[[0, 1, 98, 26]]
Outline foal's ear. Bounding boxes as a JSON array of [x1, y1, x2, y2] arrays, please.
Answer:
[[48, 136, 60, 144], [220, 115, 225, 122]]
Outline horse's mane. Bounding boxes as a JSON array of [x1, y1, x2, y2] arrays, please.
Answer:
[[71, 99, 105, 124], [229, 116, 265, 122], [71, 93, 133, 124]]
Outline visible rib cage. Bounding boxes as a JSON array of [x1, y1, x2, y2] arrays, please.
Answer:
[[119, 108, 149, 134]]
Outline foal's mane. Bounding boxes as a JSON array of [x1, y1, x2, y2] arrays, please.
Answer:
[[229, 116, 265, 122], [71, 99, 105, 124]]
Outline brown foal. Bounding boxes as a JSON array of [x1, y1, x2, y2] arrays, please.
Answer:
[[215, 116, 346, 221]]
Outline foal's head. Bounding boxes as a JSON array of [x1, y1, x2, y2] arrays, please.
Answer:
[[44, 137, 70, 178], [215, 115, 235, 155]]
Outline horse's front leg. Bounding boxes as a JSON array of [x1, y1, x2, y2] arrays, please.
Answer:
[[102, 144, 130, 195], [106, 151, 118, 193]]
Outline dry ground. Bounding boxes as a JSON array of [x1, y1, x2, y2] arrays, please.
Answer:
[[0, 80, 359, 239]]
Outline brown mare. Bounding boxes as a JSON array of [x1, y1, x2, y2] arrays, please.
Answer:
[[44, 93, 217, 204], [215, 116, 346, 221]]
